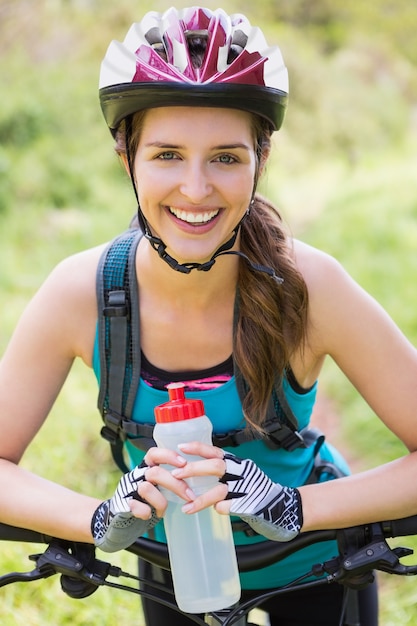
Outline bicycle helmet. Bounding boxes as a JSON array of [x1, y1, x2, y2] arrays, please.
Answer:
[[99, 7, 287, 281], [99, 6, 289, 135]]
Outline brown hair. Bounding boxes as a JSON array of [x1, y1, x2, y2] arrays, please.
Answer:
[[237, 195, 308, 430]]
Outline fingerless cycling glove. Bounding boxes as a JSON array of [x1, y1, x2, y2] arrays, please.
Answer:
[[91, 462, 160, 552], [220, 453, 303, 542]]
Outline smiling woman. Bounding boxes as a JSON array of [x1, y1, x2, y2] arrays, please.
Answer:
[[129, 106, 257, 263], [114, 105, 273, 273], [2, 6, 417, 626]]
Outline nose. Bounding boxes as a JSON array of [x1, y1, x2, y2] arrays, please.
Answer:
[[179, 160, 213, 202]]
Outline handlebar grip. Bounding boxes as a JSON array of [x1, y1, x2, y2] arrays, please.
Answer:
[[0, 523, 51, 544], [382, 515, 417, 538]]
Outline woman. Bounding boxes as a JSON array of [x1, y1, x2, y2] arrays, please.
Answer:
[[1, 7, 417, 625]]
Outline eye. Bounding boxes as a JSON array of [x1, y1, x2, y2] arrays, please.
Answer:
[[156, 151, 179, 161], [214, 153, 238, 164]]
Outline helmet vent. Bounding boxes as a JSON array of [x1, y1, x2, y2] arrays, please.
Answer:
[[145, 27, 162, 45]]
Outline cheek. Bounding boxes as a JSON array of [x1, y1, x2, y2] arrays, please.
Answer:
[[136, 163, 178, 195], [228, 177, 254, 208], [135, 168, 164, 210]]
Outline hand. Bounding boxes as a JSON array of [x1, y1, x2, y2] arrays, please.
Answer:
[[173, 443, 303, 542], [221, 453, 303, 542], [92, 448, 194, 552]]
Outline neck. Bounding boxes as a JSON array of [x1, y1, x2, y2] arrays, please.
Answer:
[[136, 236, 239, 305]]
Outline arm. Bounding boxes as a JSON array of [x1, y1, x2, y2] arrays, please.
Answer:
[[173, 246, 417, 533], [0, 247, 198, 544], [0, 249, 103, 541], [299, 455, 417, 531], [301, 242, 417, 451], [295, 243, 417, 529]]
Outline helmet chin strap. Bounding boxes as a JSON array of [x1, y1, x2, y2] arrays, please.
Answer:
[[144, 213, 242, 274], [126, 117, 283, 284], [137, 206, 283, 284]]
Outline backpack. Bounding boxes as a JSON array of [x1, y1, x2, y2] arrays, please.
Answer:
[[96, 228, 328, 475]]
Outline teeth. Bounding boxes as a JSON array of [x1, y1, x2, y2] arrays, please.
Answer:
[[169, 207, 219, 224]]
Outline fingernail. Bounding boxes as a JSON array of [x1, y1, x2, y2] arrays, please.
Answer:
[[182, 502, 194, 513], [178, 443, 189, 450], [176, 455, 187, 465], [171, 468, 182, 477], [185, 488, 195, 501]]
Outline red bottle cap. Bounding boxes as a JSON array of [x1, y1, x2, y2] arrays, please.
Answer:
[[154, 382, 205, 423]]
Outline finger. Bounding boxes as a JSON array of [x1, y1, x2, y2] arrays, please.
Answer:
[[181, 483, 229, 514], [145, 465, 196, 502], [143, 447, 187, 468], [171, 457, 226, 480], [131, 480, 168, 518], [177, 441, 224, 459], [129, 497, 161, 519], [215, 500, 232, 515]]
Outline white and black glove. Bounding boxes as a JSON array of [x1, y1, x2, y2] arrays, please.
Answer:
[[91, 461, 160, 553], [219, 453, 303, 542]]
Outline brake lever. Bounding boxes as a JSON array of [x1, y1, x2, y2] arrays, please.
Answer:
[[0, 541, 70, 588], [0, 540, 123, 597], [324, 530, 417, 585], [30, 540, 126, 598], [0, 564, 57, 587], [0, 542, 76, 588]]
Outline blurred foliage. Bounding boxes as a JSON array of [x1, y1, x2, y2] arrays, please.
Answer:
[[1, 1, 417, 624], [262, 0, 417, 62], [0, 0, 416, 217]]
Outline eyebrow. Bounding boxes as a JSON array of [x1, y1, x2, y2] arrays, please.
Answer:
[[214, 143, 252, 151], [144, 141, 251, 151]]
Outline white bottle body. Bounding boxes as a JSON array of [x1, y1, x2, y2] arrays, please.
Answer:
[[154, 415, 241, 613]]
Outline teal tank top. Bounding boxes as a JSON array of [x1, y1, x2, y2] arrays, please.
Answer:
[[93, 333, 350, 590]]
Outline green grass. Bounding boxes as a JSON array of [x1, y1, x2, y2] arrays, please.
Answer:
[[2, 144, 417, 625], [2, 2, 417, 623]]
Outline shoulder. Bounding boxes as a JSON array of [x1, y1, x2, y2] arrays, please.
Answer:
[[292, 237, 366, 303], [45, 244, 107, 303], [291, 239, 346, 283], [291, 238, 361, 304], [53, 242, 108, 273], [290, 239, 384, 354], [27, 243, 109, 365], [290, 238, 411, 363]]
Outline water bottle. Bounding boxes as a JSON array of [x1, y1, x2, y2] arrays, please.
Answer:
[[153, 382, 241, 613]]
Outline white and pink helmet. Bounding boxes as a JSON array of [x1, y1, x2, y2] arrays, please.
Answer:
[[99, 6, 289, 135]]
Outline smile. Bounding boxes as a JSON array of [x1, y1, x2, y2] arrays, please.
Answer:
[[168, 207, 220, 225]]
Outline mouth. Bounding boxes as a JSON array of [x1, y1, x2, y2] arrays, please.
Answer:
[[168, 206, 220, 225]]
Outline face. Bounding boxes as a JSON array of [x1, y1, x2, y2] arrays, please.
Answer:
[[132, 106, 257, 265]]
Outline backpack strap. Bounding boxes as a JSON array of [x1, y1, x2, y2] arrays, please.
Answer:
[[96, 229, 325, 473], [97, 228, 143, 472]]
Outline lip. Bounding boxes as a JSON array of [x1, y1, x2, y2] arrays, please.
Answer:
[[165, 205, 222, 233]]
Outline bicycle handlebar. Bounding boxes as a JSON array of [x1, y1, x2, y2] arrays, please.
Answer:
[[1, 514, 417, 573], [0, 521, 332, 571], [105, 514, 417, 573], [1, 515, 417, 626], [128, 530, 338, 572], [0, 524, 52, 545], [382, 516, 417, 538]]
